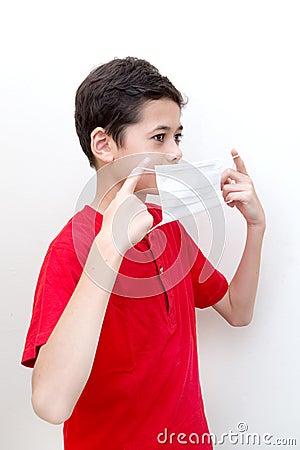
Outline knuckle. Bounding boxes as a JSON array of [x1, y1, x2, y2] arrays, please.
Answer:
[[224, 168, 231, 176], [125, 193, 138, 206], [146, 210, 153, 220], [145, 213, 154, 227]]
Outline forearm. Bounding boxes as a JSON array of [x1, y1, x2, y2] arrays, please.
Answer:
[[31, 234, 122, 424], [229, 223, 266, 324]]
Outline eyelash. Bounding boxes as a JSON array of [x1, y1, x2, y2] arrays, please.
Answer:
[[153, 133, 183, 144]]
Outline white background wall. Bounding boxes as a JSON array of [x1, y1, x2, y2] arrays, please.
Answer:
[[1, 0, 299, 448]]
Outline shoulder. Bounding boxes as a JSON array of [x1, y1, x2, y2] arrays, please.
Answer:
[[44, 205, 103, 271], [49, 205, 101, 248]]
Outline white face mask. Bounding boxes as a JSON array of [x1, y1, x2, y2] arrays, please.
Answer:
[[141, 159, 224, 232]]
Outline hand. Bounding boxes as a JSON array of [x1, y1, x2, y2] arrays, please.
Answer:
[[221, 149, 266, 228], [100, 164, 154, 255]]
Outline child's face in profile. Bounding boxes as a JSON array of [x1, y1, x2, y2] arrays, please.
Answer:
[[115, 98, 183, 195]]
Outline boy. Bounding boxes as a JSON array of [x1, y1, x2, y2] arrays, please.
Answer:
[[21, 57, 266, 449]]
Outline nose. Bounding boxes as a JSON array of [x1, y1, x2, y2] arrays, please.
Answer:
[[165, 145, 183, 163]]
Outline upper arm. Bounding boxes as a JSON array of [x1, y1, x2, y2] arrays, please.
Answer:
[[21, 247, 81, 368], [212, 287, 234, 324], [212, 287, 252, 327]]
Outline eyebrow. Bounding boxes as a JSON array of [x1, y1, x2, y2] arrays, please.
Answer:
[[150, 124, 183, 133]]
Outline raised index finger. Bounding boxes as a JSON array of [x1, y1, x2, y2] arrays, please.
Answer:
[[231, 149, 248, 175]]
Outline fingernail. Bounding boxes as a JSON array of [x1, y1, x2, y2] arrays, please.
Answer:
[[131, 166, 143, 175], [141, 157, 151, 166], [232, 154, 240, 159]]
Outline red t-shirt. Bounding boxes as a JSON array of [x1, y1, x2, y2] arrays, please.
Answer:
[[21, 203, 228, 450]]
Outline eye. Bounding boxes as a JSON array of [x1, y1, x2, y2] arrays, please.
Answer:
[[153, 134, 165, 142], [174, 133, 183, 144]]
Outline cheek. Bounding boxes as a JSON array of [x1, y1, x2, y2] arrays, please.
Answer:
[[122, 135, 148, 154]]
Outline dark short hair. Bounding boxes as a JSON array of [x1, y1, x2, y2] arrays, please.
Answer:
[[74, 56, 187, 168]]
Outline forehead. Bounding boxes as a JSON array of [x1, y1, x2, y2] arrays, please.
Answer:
[[138, 98, 181, 127]]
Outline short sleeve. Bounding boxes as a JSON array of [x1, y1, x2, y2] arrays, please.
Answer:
[[21, 246, 83, 368], [182, 225, 228, 309]]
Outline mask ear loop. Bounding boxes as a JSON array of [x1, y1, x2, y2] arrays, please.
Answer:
[[232, 153, 240, 166], [137, 166, 155, 173]]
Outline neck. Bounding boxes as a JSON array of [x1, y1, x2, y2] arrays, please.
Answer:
[[89, 177, 149, 214]]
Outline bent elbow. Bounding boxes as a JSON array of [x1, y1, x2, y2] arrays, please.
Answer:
[[229, 314, 253, 327], [230, 320, 251, 327], [31, 390, 71, 425]]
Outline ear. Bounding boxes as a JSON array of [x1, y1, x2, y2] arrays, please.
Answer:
[[90, 127, 114, 164]]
